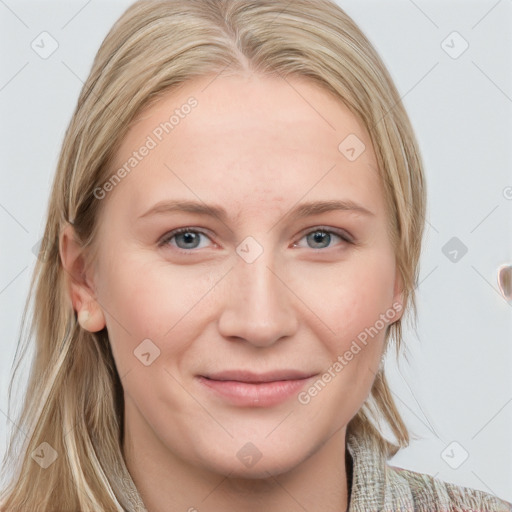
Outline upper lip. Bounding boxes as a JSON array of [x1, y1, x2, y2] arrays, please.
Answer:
[[201, 370, 317, 383]]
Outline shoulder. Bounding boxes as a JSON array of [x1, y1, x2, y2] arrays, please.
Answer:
[[345, 432, 511, 511], [386, 464, 512, 512]]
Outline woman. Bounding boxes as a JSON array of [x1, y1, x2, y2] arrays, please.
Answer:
[[1, 0, 510, 510]]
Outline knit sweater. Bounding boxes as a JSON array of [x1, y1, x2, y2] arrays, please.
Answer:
[[346, 432, 512, 511]]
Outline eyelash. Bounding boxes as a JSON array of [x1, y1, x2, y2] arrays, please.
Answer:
[[158, 226, 354, 253]]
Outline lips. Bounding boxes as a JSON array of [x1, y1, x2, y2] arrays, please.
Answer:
[[197, 369, 318, 407], [203, 369, 317, 383]]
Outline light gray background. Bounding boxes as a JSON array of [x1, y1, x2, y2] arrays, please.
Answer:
[[1, 0, 511, 502]]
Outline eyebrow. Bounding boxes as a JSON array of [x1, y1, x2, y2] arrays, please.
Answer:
[[137, 198, 374, 222]]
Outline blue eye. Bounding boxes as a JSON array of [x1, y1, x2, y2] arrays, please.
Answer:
[[159, 227, 353, 252], [159, 228, 212, 250], [295, 228, 352, 250]]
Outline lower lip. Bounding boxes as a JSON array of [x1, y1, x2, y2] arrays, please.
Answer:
[[197, 376, 315, 407]]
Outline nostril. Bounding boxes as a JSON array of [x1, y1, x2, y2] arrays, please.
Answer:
[[497, 264, 512, 301]]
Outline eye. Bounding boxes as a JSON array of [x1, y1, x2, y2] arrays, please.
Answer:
[[158, 228, 213, 251], [293, 227, 353, 250], [158, 226, 353, 253]]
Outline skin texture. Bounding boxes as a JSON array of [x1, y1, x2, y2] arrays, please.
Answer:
[[60, 72, 403, 512]]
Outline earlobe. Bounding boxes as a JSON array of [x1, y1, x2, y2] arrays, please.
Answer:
[[77, 306, 106, 332], [59, 223, 106, 332]]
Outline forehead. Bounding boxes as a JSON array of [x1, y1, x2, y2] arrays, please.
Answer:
[[106, 73, 384, 221]]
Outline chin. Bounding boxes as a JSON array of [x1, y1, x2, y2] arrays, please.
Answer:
[[212, 456, 302, 480], [196, 437, 316, 480]]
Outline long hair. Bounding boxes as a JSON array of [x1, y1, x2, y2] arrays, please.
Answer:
[[1, 1, 426, 510]]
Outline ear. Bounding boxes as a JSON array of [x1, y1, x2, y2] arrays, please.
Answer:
[[59, 223, 106, 332]]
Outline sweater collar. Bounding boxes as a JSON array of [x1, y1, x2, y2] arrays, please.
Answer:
[[345, 432, 414, 511]]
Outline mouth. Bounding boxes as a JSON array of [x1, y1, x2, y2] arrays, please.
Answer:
[[197, 370, 318, 407]]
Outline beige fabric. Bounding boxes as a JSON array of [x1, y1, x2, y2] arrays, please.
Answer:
[[346, 433, 512, 512]]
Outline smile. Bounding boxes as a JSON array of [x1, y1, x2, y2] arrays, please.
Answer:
[[197, 370, 318, 407]]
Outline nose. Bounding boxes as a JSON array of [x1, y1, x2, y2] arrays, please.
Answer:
[[217, 245, 299, 347]]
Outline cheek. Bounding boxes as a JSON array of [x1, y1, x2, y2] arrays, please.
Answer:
[[298, 250, 398, 353], [295, 257, 397, 427], [95, 251, 220, 369]]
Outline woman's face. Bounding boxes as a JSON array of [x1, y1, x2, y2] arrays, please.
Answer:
[[78, 74, 402, 477]]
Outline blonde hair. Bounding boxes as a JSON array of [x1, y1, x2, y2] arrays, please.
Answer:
[[1, 0, 425, 510]]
